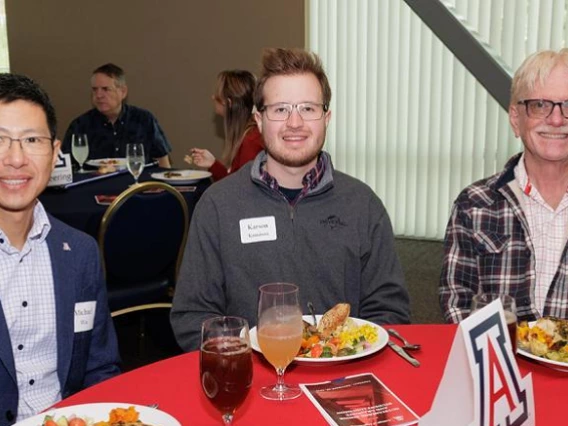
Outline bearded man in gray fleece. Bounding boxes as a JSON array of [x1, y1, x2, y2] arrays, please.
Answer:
[[171, 48, 410, 351]]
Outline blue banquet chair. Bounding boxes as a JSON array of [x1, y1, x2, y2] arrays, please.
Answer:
[[97, 181, 189, 317]]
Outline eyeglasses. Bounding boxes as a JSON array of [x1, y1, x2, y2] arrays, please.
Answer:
[[0, 136, 54, 156], [260, 102, 328, 121], [517, 99, 568, 119]]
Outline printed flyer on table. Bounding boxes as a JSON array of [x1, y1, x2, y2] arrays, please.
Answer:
[[300, 373, 419, 426]]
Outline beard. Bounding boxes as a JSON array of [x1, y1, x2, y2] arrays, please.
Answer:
[[266, 145, 322, 167], [264, 131, 326, 168]]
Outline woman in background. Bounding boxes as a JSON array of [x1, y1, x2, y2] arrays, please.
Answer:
[[188, 70, 264, 181]]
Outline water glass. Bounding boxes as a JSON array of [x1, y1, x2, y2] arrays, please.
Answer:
[[257, 282, 303, 400], [71, 134, 89, 173], [126, 143, 145, 185], [471, 293, 518, 353], [200, 316, 253, 425]]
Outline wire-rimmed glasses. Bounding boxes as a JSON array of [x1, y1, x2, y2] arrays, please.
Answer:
[[260, 102, 328, 121], [517, 99, 568, 119], [0, 135, 53, 156]]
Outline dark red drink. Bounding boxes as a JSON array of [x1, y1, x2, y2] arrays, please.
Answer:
[[505, 311, 518, 354], [200, 337, 253, 415]]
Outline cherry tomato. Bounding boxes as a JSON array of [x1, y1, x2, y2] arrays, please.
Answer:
[[44, 421, 57, 426], [310, 344, 323, 358], [69, 418, 87, 426]]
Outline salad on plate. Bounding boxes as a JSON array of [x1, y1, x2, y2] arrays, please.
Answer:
[[41, 406, 150, 426], [298, 303, 379, 359]]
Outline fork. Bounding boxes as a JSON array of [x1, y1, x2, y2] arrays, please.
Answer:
[[387, 328, 421, 351], [307, 301, 317, 326]]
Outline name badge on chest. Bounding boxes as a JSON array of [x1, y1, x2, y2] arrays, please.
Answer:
[[74, 301, 96, 332], [240, 216, 277, 244]]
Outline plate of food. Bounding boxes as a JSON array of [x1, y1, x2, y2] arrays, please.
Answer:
[[250, 303, 388, 365], [517, 317, 568, 372], [15, 402, 181, 426], [85, 158, 128, 170], [150, 170, 212, 185]]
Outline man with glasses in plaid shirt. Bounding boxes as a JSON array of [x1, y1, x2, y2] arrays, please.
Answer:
[[0, 74, 120, 425], [441, 48, 568, 323]]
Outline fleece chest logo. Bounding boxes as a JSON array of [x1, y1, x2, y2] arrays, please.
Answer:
[[320, 215, 347, 230]]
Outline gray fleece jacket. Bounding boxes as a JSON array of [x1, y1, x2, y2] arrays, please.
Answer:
[[171, 151, 410, 351]]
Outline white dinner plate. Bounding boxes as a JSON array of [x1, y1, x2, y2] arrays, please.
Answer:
[[15, 402, 181, 426], [86, 158, 127, 170], [250, 315, 388, 365], [151, 170, 212, 185], [517, 348, 568, 372], [517, 321, 568, 372]]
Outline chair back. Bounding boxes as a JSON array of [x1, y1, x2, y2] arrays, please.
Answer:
[[98, 181, 189, 315]]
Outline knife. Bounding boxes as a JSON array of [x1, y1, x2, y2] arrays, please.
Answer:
[[387, 341, 420, 367]]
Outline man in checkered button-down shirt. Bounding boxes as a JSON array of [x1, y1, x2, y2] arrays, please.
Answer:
[[0, 74, 120, 425], [441, 48, 568, 324]]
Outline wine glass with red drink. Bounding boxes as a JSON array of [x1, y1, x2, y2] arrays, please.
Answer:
[[200, 316, 253, 425], [471, 293, 518, 353]]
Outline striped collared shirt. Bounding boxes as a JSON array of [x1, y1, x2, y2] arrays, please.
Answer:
[[0, 202, 60, 421], [514, 153, 568, 314]]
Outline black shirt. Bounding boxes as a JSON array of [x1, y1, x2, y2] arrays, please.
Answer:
[[62, 104, 172, 163]]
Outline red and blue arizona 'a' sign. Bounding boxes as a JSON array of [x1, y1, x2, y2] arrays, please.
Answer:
[[468, 310, 532, 426], [420, 300, 534, 426]]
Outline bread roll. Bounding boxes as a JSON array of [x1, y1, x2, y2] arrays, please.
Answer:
[[317, 303, 350, 338]]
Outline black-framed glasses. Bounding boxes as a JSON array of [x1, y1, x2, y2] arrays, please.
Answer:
[[517, 99, 568, 119], [260, 102, 328, 121], [0, 136, 53, 156]]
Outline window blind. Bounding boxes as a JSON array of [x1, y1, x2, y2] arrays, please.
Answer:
[[308, 0, 567, 239]]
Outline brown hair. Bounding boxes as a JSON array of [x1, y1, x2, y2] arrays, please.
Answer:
[[511, 48, 568, 104], [254, 48, 332, 111], [93, 63, 127, 87], [216, 70, 257, 166]]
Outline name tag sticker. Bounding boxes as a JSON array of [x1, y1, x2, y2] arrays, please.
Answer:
[[74, 301, 96, 333], [240, 216, 277, 244]]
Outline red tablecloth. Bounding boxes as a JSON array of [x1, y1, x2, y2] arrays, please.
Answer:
[[55, 324, 564, 425]]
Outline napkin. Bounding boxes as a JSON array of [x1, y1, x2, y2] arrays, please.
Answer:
[[94, 195, 117, 205]]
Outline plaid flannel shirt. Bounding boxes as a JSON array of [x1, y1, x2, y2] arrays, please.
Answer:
[[259, 152, 326, 205], [440, 153, 568, 323]]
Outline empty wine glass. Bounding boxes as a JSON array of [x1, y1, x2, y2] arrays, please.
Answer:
[[126, 143, 145, 185], [200, 316, 253, 425], [71, 134, 89, 173], [257, 282, 303, 400]]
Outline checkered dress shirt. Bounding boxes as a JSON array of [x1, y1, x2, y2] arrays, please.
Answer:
[[514, 154, 568, 313], [440, 153, 568, 323], [0, 202, 60, 421], [259, 152, 326, 206]]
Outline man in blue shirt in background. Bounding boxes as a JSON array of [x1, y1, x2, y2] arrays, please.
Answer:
[[62, 63, 172, 167]]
